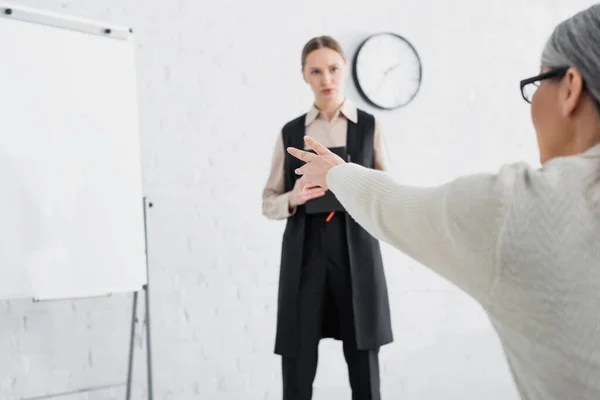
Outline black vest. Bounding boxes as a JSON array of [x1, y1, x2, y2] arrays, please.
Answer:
[[273, 108, 394, 356]]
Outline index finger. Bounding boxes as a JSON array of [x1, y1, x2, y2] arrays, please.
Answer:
[[287, 146, 317, 162], [304, 136, 331, 156]]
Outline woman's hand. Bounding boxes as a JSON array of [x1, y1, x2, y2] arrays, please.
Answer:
[[287, 136, 346, 190], [288, 179, 327, 208]]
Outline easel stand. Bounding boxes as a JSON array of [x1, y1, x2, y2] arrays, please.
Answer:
[[21, 198, 154, 400], [125, 198, 154, 400], [125, 283, 154, 400]]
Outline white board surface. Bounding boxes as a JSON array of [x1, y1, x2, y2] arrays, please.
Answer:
[[0, 4, 147, 300]]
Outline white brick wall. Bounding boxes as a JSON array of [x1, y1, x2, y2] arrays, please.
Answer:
[[1, 0, 597, 399]]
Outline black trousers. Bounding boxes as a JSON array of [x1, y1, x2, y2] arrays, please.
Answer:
[[282, 213, 380, 400]]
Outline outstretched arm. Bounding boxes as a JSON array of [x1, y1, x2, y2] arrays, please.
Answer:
[[325, 161, 515, 304], [287, 135, 521, 304]]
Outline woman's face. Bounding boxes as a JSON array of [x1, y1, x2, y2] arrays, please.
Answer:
[[302, 47, 348, 105]]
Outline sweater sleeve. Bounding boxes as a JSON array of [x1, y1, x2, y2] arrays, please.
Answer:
[[326, 162, 518, 305]]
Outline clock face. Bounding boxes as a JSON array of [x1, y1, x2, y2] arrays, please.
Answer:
[[352, 32, 422, 110]]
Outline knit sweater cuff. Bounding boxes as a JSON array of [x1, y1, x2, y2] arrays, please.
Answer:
[[327, 162, 379, 204]]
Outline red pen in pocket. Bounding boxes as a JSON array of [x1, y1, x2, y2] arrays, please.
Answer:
[[326, 211, 335, 222]]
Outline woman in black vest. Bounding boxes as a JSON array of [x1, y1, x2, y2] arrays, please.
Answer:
[[262, 35, 393, 400]]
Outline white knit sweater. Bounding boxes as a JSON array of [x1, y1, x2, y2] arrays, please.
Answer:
[[326, 144, 600, 400]]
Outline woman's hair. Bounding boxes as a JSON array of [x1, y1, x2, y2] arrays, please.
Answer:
[[541, 4, 600, 110], [301, 36, 346, 69]]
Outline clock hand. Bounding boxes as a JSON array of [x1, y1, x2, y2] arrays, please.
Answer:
[[375, 63, 403, 93], [384, 62, 401, 75], [370, 63, 403, 95], [374, 73, 388, 94]]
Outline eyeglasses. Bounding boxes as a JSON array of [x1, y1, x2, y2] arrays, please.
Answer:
[[520, 67, 569, 103]]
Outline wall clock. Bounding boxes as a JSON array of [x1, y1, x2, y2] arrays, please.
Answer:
[[352, 32, 422, 110]]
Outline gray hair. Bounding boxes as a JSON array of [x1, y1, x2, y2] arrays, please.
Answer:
[[541, 4, 600, 110]]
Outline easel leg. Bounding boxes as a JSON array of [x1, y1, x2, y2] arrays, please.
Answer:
[[125, 291, 139, 400], [123, 199, 156, 399], [142, 197, 154, 400], [144, 284, 154, 400]]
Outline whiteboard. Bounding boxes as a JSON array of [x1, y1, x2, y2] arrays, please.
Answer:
[[0, 4, 147, 300]]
